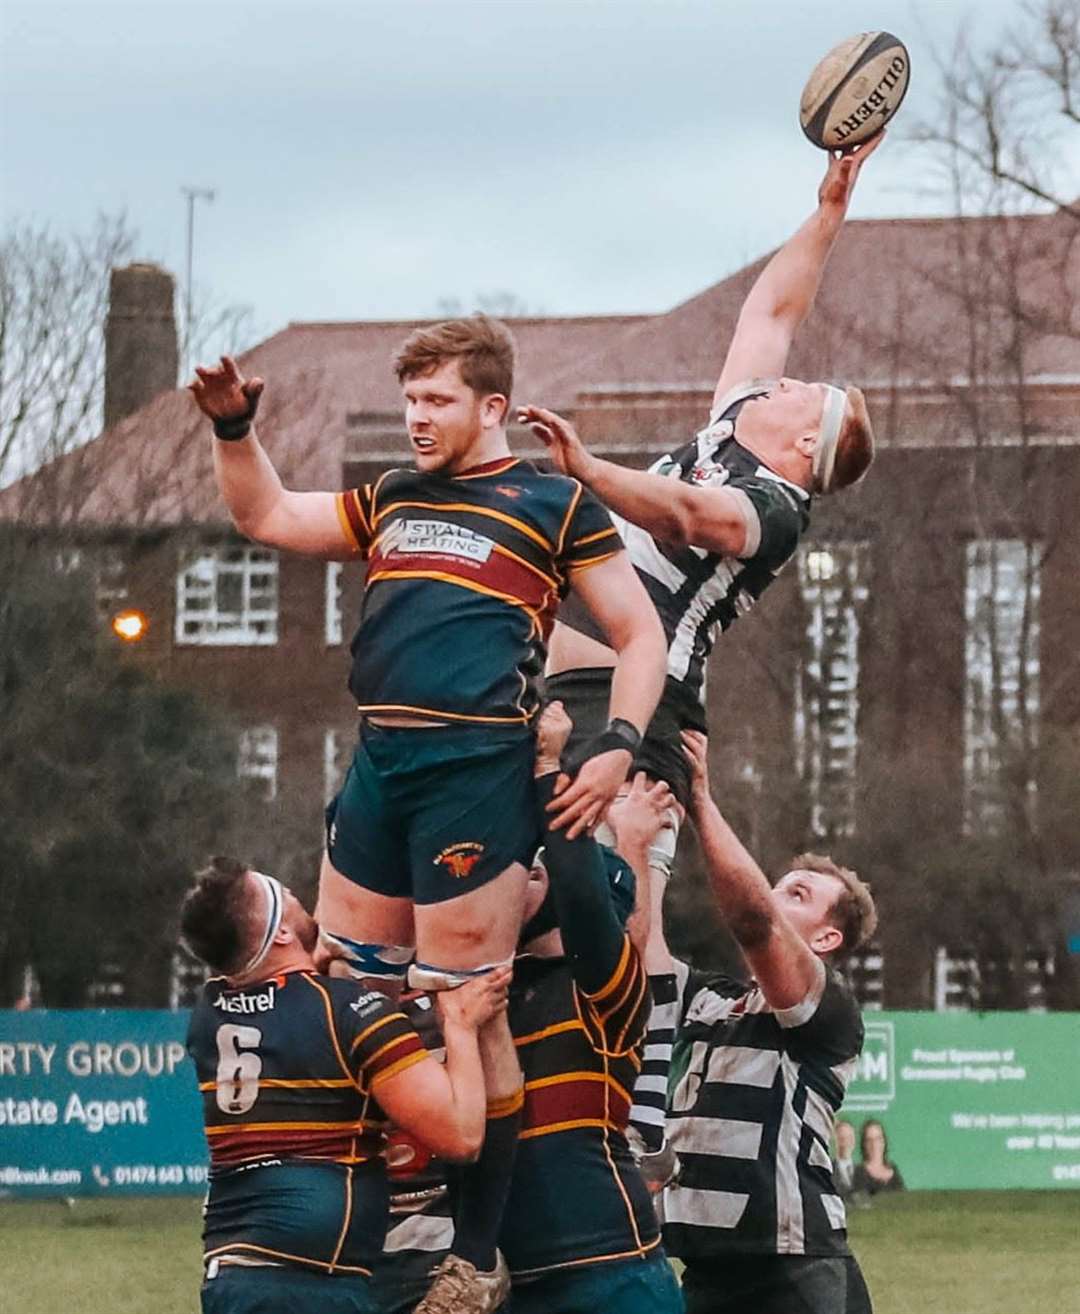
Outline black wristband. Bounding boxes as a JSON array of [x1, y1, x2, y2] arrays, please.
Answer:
[[211, 389, 261, 442], [212, 414, 254, 441], [562, 717, 642, 775]]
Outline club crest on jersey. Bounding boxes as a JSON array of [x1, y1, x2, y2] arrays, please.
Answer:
[[434, 841, 485, 879], [689, 462, 731, 486], [494, 485, 522, 499]]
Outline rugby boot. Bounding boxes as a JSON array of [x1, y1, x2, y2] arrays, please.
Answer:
[[412, 1251, 511, 1314]]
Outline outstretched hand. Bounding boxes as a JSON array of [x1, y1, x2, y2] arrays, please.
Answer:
[[546, 748, 632, 839], [680, 730, 711, 816], [516, 405, 592, 481], [535, 700, 573, 780], [189, 354, 264, 423], [818, 130, 884, 212], [436, 963, 512, 1031], [607, 771, 678, 855]]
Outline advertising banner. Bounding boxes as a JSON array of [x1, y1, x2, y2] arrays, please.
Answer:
[[2, 1008, 1078, 1195], [840, 1011, 1080, 1189], [0, 1010, 205, 1197]]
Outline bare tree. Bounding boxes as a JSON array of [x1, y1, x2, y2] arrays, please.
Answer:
[[0, 214, 134, 489], [911, 0, 1080, 224]]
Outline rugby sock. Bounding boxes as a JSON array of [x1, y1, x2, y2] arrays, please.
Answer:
[[449, 1088, 523, 1272]]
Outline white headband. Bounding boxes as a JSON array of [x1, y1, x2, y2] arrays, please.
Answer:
[[812, 385, 847, 494], [242, 872, 285, 975]]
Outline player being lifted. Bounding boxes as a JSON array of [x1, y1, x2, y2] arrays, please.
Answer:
[[189, 315, 667, 1309], [518, 135, 883, 1161]]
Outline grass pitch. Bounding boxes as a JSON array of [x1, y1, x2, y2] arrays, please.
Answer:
[[2, 1191, 1079, 1313]]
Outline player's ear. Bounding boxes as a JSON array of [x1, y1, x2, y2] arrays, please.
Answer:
[[794, 425, 819, 458], [481, 393, 509, 428], [812, 923, 844, 956]]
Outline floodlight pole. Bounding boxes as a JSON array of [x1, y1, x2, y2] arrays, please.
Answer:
[[181, 185, 216, 362]]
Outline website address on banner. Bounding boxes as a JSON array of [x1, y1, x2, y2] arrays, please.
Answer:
[[0, 1165, 82, 1186]]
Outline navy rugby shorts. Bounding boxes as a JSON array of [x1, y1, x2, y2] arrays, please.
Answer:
[[507, 1253, 683, 1314], [201, 1265, 377, 1314], [325, 723, 539, 905]]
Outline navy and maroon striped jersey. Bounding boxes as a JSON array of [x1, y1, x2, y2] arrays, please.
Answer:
[[186, 970, 427, 1275], [334, 457, 621, 725], [501, 935, 661, 1278]]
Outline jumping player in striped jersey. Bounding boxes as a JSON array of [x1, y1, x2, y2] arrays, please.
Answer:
[[190, 316, 666, 1310], [517, 135, 884, 1177], [658, 733, 878, 1314], [180, 857, 510, 1314]]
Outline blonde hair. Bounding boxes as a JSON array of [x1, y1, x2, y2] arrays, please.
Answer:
[[829, 387, 875, 492]]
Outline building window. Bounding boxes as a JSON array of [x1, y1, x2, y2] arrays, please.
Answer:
[[963, 540, 1040, 834], [55, 544, 130, 615], [794, 543, 868, 839], [238, 725, 278, 800], [326, 562, 344, 646], [176, 545, 278, 646], [169, 949, 207, 1010]]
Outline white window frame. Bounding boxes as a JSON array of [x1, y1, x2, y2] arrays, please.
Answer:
[[963, 540, 1040, 835], [175, 545, 279, 646], [325, 561, 344, 646], [238, 725, 279, 800], [794, 543, 868, 839]]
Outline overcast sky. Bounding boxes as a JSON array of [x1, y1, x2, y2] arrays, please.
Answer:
[[0, 0, 1058, 342]]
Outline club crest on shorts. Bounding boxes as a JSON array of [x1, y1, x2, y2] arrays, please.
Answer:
[[434, 841, 485, 878]]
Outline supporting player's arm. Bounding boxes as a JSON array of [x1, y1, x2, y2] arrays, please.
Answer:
[[605, 772, 678, 959], [190, 355, 359, 559], [519, 405, 754, 556], [372, 966, 512, 1163], [547, 551, 666, 837], [712, 135, 882, 405], [533, 703, 630, 993], [681, 730, 820, 1009]]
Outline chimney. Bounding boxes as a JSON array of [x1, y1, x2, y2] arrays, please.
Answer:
[[104, 263, 179, 429]]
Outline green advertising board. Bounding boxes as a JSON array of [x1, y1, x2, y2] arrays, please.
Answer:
[[2, 1008, 1078, 1195], [0, 1010, 206, 1197], [840, 1011, 1080, 1190]]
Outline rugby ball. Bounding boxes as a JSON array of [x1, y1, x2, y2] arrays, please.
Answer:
[[799, 32, 910, 150]]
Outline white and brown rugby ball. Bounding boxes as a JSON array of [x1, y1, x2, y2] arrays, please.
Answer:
[[799, 31, 911, 150]]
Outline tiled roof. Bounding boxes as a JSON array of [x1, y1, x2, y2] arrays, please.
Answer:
[[4, 209, 1076, 529]]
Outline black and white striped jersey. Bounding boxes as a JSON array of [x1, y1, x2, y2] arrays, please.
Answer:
[[662, 957, 863, 1260], [560, 384, 810, 711]]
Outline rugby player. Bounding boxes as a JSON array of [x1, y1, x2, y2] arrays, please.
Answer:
[[180, 857, 510, 1314], [522, 137, 883, 812], [658, 732, 877, 1314], [518, 136, 883, 1165], [190, 316, 666, 1307], [485, 701, 683, 1314], [371, 765, 675, 1314]]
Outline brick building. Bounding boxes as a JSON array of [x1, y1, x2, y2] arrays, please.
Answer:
[[6, 209, 1079, 1008]]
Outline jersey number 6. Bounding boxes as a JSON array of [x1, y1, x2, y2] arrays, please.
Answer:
[[215, 1024, 263, 1115]]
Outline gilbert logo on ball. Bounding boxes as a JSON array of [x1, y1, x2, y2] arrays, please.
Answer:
[[800, 31, 910, 150]]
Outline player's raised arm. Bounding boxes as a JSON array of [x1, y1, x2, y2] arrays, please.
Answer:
[[681, 730, 821, 1010], [520, 404, 760, 557], [545, 549, 666, 837], [368, 966, 512, 1163], [607, 774, 679, 966], [189, 355, 359, 559], [711, 134, 883, 407]]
